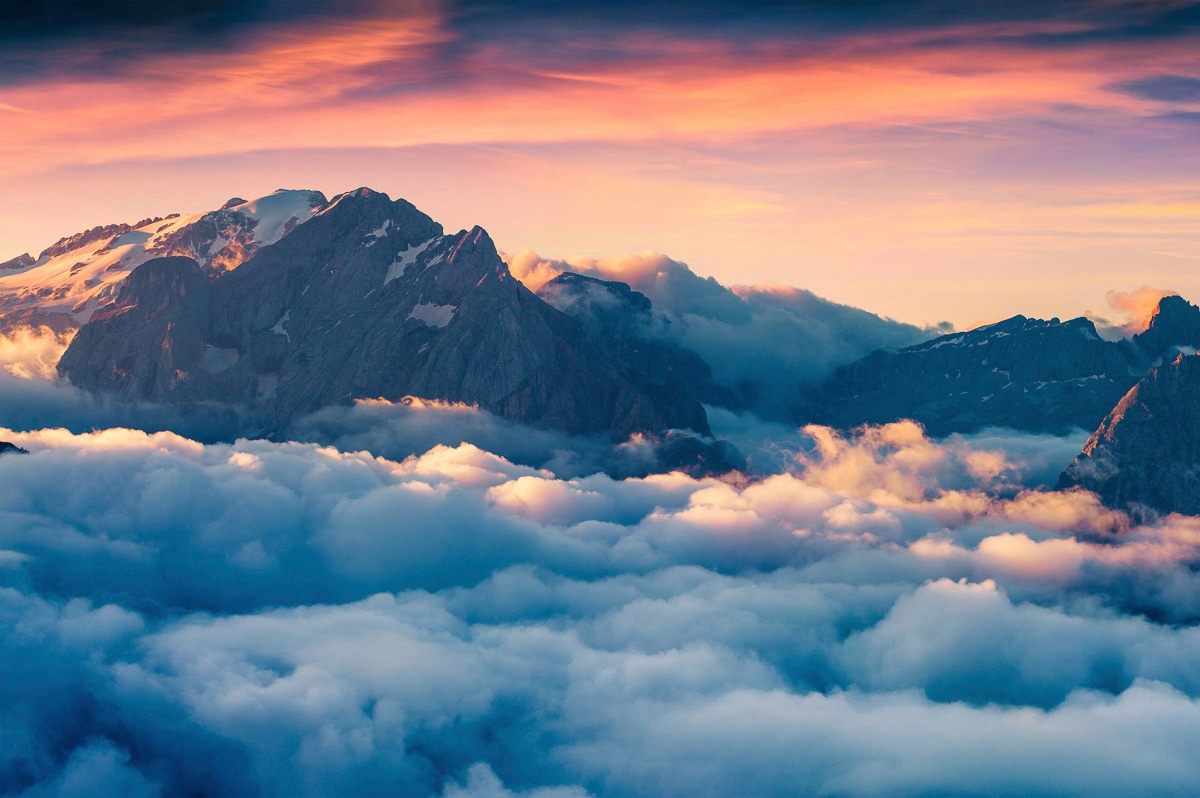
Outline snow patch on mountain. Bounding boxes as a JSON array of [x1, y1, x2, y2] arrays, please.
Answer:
[[365, 219, 392, 246], [407, 302, 456, 328], [271, 311, 292, 341], [0, 189, 326, 332], [385, 237, 438, 284], [230, 190, 324, 246], [200, 345, 239, 374]]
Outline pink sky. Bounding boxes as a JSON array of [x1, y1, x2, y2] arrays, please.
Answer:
[[2, 5, 1198, 328]]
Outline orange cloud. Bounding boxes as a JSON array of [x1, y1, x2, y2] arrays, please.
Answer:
[[3, 14, 1199, 328], [0, 16, 1186, 178], [1104, 286, 1180, 335], [0, 326, 74, 380]]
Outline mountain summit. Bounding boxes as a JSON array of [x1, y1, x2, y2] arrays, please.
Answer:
[[810, 296, 1200, 436], [57, 189, 710, 440], [1058, 352, 1200, 518], [1130, 294, 1200, 360], [0, 189, 326, 332]]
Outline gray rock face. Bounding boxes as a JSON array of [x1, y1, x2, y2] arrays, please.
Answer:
[[58, 256, 212, 402], [1129, 294, 1200, 359], [811, 298, 1200, 436], [58, 189, 710, 440], [537, 271, 739, 407], [1058, 354, 1200, 518]]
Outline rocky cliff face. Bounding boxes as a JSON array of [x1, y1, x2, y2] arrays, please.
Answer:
[[537, 271, 739, 407], [57, 256, 212, 402], [811, 298, 1200, 436], [1130, 294, 1200, 360], [1058, 353, 1200, 518], [58, 189, 710, 440]]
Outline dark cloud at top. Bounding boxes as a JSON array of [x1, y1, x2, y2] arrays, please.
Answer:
[[452, 0, 1196, 32], [0, 0, 433, 84], [0, 0, 377, 37], [1111, 74, 1200, 102], [4, 0, 1200, 86]]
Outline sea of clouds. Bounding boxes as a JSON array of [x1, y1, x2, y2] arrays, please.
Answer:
[[2, 263, 1199, 798], [4, 345, 1200, 796]]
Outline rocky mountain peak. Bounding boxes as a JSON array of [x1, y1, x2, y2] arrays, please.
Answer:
[[1059, 352, 1200, 518], [0, 253, 34, 271], [0, 188, 328, 332], [103, 255, 207, 320], [536, 271, 739, 410], [539, 272, 654, 318], [1132, 294, 1200, 358], [57, 189, 711, 441]]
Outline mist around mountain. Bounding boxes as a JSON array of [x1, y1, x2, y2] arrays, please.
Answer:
[[4, 188, 1200, 797], [512, 249, 941, 420]]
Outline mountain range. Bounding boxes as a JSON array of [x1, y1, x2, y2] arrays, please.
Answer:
[[3, 186, 1198, 515], [55, 189, 708, 442], [809, 297, 1200, 436]]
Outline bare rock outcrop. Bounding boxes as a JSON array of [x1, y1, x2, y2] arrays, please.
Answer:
[[811, 296, 1200, 436], [1058, 353, 1200, 518]]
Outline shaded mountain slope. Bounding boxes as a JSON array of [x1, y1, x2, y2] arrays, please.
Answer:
[[58, 189, 710, 440], [1058, 353, 1200, 518], [537, 271, 739, 407], [811, 296, 1200, 436]]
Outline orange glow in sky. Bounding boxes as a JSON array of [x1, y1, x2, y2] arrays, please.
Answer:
[[2, 6, 1199, 328]]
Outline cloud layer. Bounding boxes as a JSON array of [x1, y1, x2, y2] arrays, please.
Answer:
[[3, 415, 1200, 796], [509, 250, 939, 419]]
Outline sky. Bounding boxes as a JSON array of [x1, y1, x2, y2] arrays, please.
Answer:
[[6, 6, 1200, 792], [2, 0, 1199, 328]]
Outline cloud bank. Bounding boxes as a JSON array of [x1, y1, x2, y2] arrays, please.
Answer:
[[508, 250, 942, 419], [3, 416, 1200, 796]]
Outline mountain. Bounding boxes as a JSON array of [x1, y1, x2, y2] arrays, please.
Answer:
[[536, 271, 740, 407], [1058, 353, 1200, 518], [0, 190, 326, 332], [809, 297, 1200, 435], [531, 253, 935, 419], [57, 189, 711, 441]]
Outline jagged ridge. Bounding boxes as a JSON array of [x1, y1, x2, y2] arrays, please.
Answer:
[[58, 189, 711, 441], [809, 298, 1200, 436], [1058, 352, 1200, 518]]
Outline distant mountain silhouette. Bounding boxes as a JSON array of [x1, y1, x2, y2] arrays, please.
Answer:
[[809, 296, 1200, 435]]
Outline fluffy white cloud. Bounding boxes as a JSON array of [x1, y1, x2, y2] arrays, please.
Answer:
[[0, 326, 73, 381], [506, 250, 940, 419], [3, 421, 1200, 796]]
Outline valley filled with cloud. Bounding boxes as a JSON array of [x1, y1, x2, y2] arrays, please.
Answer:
[[3, 353, 1199, 796]]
